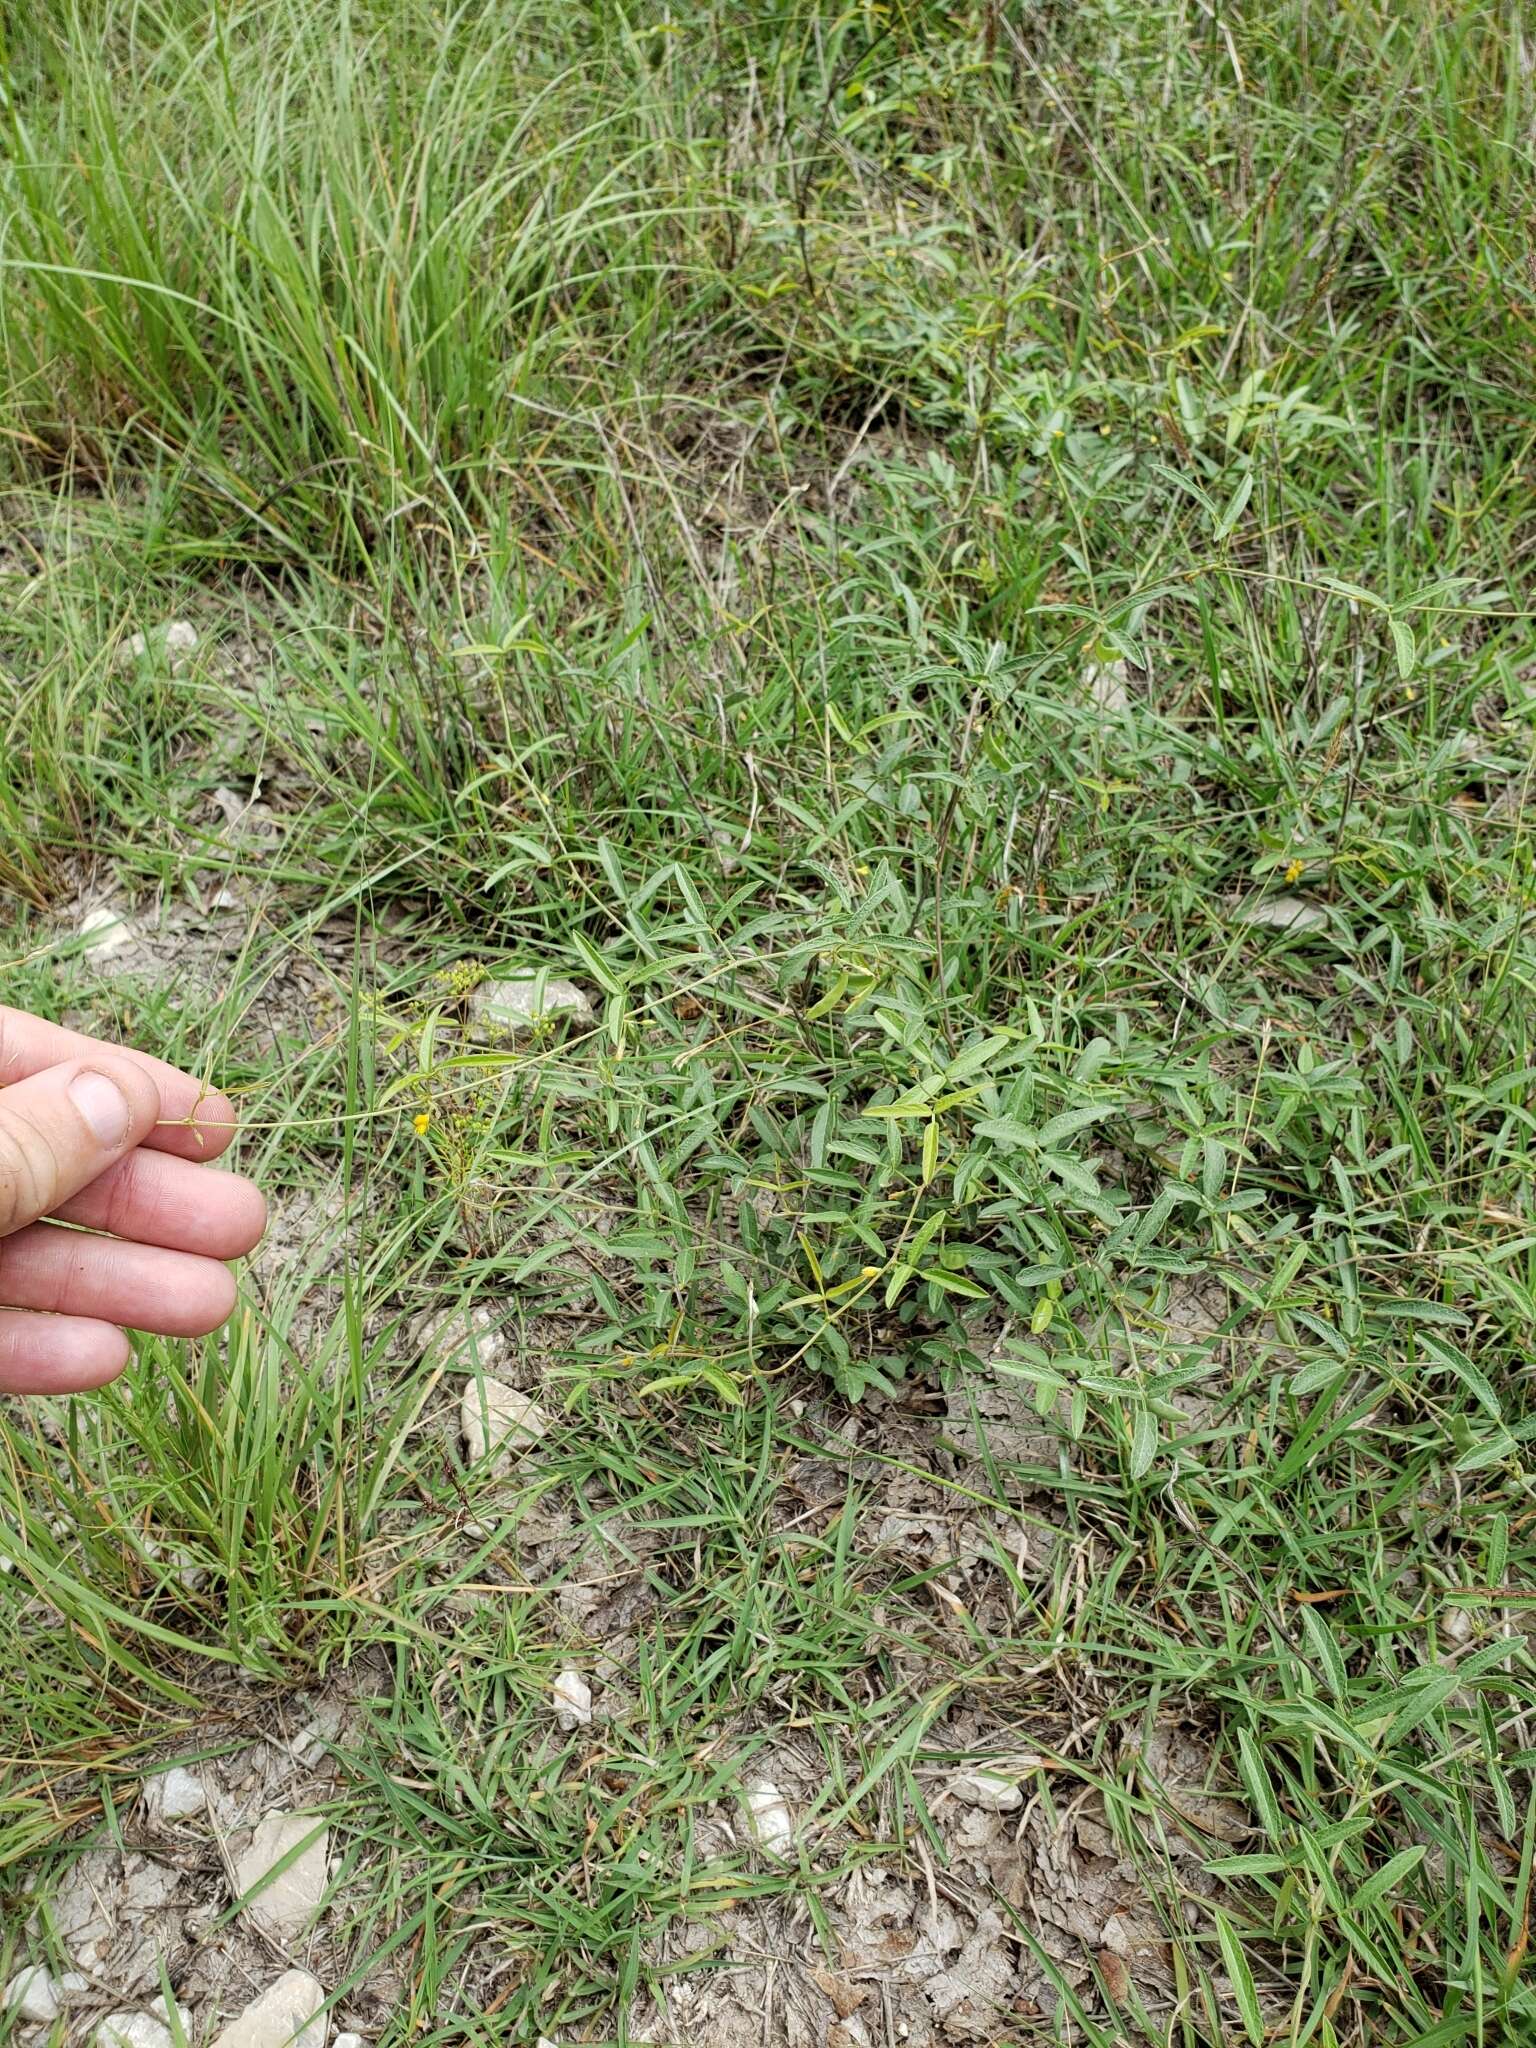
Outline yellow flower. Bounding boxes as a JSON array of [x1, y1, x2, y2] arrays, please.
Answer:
[[1284, 857, 1304, 884], [412, 1111, 431, 1135]]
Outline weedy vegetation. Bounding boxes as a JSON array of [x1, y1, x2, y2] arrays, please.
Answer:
[[2, 1, 1536, 2042]]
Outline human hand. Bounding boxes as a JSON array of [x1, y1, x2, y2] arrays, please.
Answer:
[[0, 1006, 265, 1394]]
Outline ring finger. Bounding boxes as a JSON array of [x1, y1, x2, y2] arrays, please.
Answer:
[[0, 1223, 237, 1337]]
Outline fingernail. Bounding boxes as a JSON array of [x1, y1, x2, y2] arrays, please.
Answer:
[[69, 1071, 131, 1147]]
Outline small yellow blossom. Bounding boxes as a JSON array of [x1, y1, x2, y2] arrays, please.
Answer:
[[860, 1265, 883, 1280], [413, 1111, 431, 1135], [1284, 857, 1304, 884]]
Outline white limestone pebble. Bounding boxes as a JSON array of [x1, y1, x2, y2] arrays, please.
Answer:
[[79, 906, 135, 957], [467, 972, 593, 1039], [414, 1301, 509, 1375], [208, 1972, 327, 2048], [1234, 892, 1328, 933], [742, 1781, 794, 1859], [949, 1766, 1026, 1812], [460, 1378, 551, 1470], [1084, 656, 1131, 713], [234, 1811, 330, 1939], [95, 2013, 174, 2048], [147, 1765, 206, 1822], [114, 620, 197, 669], [4, 1970, 65, 2023], [552, 1670, 593, 1731]]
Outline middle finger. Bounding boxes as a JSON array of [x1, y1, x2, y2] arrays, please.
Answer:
[[51, 1147, 267, 1259]]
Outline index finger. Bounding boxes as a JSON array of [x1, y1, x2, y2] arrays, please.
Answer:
[[0, 1006, 239, 1160]]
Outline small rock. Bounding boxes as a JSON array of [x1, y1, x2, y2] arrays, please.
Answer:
[[47, 1852, 115, 1964], [143, 1539, 208, 1591], [460, 1378, 551, 1470], [332, 2036, 365, 2048], [147, 1766, 205, 1822], [1084, 657, 1131, 713], [467, 972, 593, 1040], [211, 785, 252, 827], [79, 906, 135, 957], [234, 1811, 330, 1940], [949, 1767, 1026, 1813], [96, 2013, 174, 2048], [208, 1972, 327, 2048], [211, 786, 281, 846], [3, 1967, 89, 2017], [415, 1301, 508, 1374], [1099, 1906, 1167, 1972], [114, 621, 197, 670], [119, 1855, 180, 1912], [149, 1996, 194, 2035], [1233, 892, 1328, 934], [4, 1969, 64, 2022], [552, 1670, 592, 1732], [281, 1691, 346, 1767], [1442, 1602, 1474, 1646], [742, 1781, 794, 1859], [288, 1705, 344, 1768]]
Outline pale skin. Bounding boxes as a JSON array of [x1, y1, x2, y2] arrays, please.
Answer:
[[0, 1005, 265, 1395]]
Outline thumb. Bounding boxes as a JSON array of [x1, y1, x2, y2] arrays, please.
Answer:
[[0, 1057, 162, 1237]]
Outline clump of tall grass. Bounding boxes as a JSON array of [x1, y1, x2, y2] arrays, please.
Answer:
[[0, 0, 712, 559]]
